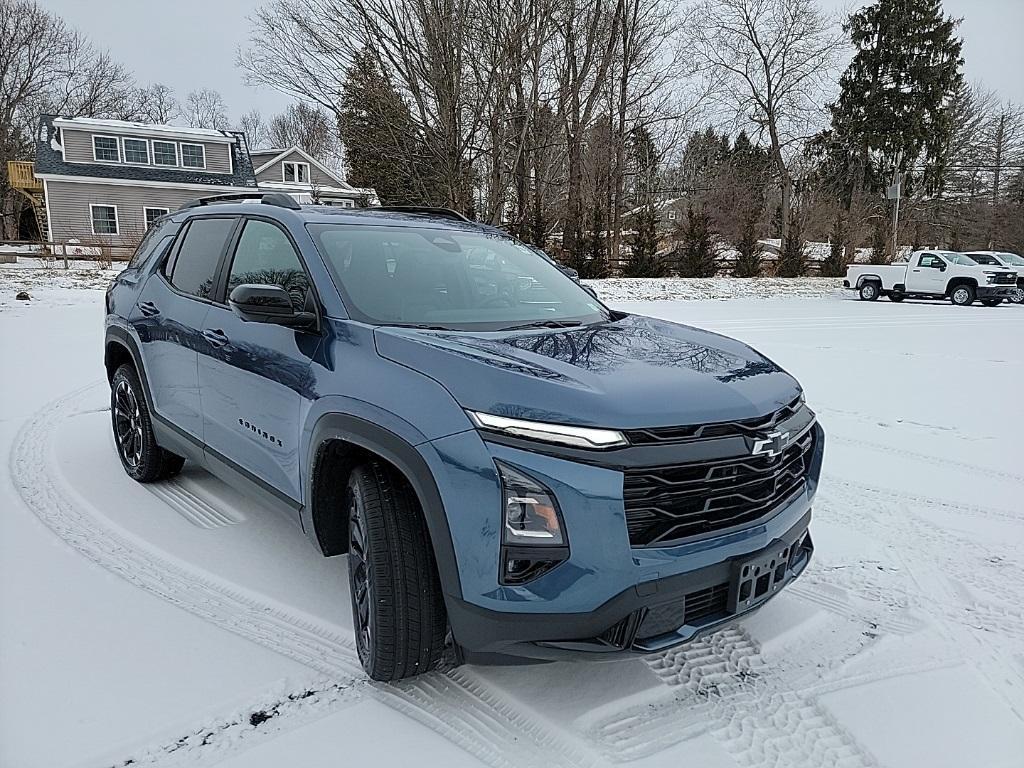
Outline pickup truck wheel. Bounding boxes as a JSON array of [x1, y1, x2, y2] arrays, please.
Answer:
[[1010, 288, 1024, 304], [981, 298, 1003, 307], [888, 292, 905, 302], [346, 462, 447, 681], [859, 282, 880, 301], [110, 364, 185, 483], [950, 285, 975, 306]]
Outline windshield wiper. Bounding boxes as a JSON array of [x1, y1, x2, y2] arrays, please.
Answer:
[[500, 319, 584, 331], [380, 322, 451, 330]]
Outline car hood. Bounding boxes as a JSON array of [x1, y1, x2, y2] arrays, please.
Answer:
[[374, 313, 800, 429]]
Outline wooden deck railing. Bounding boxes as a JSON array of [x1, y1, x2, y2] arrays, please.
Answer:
[[6, 161, 42, 192]]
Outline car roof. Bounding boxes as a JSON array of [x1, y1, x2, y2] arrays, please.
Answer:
[[174, 200, 493, 234]]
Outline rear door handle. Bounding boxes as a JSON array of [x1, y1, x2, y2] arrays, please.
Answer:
[[138, 301, 160, 317], [203, 329, 229, 348]]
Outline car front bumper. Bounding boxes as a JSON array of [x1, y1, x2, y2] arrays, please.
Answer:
[[447, 511, 813, 662], [977, 285, 1017, 298]]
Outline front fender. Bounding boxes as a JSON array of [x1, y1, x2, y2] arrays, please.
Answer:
[[301, 404, 468, 600]]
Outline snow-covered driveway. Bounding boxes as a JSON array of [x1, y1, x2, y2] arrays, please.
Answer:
[[2, 280, 1022, 768]]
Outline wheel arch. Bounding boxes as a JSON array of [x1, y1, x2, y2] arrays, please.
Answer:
[[945, 276, 978, 295], [303, 413, 463, 600], [855, 273, 882, 288]]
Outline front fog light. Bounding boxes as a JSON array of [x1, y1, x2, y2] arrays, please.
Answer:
[[499, 462, 564, 545]]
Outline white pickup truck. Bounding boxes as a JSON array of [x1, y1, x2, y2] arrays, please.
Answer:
[[964, 251, 1024, 304], [844, 250, 1019, 306]]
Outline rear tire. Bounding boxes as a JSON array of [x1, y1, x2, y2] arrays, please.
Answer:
[[888, 292, 905, 302], [110, 364, 185, 483], [950, 284, 976, 306], [346, 462, 447, 681], [981, 298, 1003, 307], [859, 282, 880, 301]]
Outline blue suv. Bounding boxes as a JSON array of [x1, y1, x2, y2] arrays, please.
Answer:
[[104, 193, 823, 681]]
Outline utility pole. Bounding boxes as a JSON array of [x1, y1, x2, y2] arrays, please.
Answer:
[[886, 151, 903, 258]]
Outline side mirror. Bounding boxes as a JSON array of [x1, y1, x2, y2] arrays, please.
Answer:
[[938, 263, 946, 271], [228, 284, 317, 330]]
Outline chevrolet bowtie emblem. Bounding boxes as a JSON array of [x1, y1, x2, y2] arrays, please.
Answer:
[[751, 430, 790, 457]]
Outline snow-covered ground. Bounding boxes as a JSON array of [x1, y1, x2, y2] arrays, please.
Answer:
[[1, 271, 1023, 768]]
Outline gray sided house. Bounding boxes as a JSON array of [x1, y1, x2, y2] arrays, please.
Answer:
[[34, 115, 257, 253], [248, 147, 377, 207]]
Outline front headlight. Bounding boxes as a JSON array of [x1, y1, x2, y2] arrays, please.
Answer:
[[467, 411, 628, 449], [497, 462, 564, 545]]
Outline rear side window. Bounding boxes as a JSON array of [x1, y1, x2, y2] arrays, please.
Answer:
[[166, 217, 236, 299], [127, 222, 171, 269]]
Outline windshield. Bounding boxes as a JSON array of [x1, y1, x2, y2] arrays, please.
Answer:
[[997, 252, 1024, 266], [308, 224, 609, 330], [943, 252, 978, 266], [965, 253, 1001, 265]]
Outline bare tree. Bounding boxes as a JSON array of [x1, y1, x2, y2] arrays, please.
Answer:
[[554, 0, 625, 259], [185, 88, 229, 129], [685, 0, 843, 239], [268, 102, 340, 163], [135, 83, 180, 124], [238, 108, 269, 149]]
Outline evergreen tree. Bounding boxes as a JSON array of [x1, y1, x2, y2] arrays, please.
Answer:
[[776, 214, 808, 277], [868, 216, 891, 264], [830, 0, 964, 194], [338, 50, 424, 204], [676, 206, 718, 278], [622, 205, 667, 277], [732, 212, 762, 278], [820, 213, 850, 277]]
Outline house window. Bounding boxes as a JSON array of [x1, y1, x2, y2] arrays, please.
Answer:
[[93, 136, 120, 162], [153, 141, 177, 166], [123, 138, 149, 164], [180, 143, 206, 169], [283, 161, 310, 183], [667, 210, 678, 221], [91, 205, 119, 235], [144, 207, 170, 229]]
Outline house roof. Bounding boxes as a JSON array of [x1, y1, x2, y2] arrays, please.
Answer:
[[34, 114, 258, 189], [252, 146, 352, 189], [52, 116, 236, 143]]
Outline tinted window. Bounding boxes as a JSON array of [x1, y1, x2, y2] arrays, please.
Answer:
[[308, 224, 608, 331], [167, 217, 235, 299], [965, 253, 1000, 265], [128, 222, 172, 269], [228, 219, 309, 311]]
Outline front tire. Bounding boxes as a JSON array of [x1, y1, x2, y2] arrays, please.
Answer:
[[346, 462, 447, 681], [1010, 287, 1024, 304], [888, 292, 905, 302], [950, 284, 976, 306], [859, 282, 880, 301], [110, 364, 184, 483]]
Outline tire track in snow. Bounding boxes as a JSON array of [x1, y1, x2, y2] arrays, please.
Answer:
[[10, 383, 597, 768], [589, 628, 878, 767]]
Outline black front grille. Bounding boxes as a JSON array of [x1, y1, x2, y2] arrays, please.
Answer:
[[624, 395, 802, 445], [637, 582, 730, 640], [991, 273, 1017, 285], [624, 428, 816, 547]]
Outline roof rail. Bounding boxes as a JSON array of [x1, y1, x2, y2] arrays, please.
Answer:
[[372, 205, 470, 222], [179, 192, 301, 211]]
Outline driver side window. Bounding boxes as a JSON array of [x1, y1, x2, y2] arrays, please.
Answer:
[[918, 253, 943, 269], [228, 220, 309, 312]]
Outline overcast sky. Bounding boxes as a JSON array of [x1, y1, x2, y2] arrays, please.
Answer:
[[40, 0, 1024, 125]]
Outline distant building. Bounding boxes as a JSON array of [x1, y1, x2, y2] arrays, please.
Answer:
[[249, 147, 377, 207], [9, 115, 377, 257]]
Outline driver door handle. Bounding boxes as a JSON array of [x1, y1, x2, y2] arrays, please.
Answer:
[[203, 328, 229, 348]]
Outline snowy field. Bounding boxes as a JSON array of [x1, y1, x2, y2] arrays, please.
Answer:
[[1, 269, 1023, 768]]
